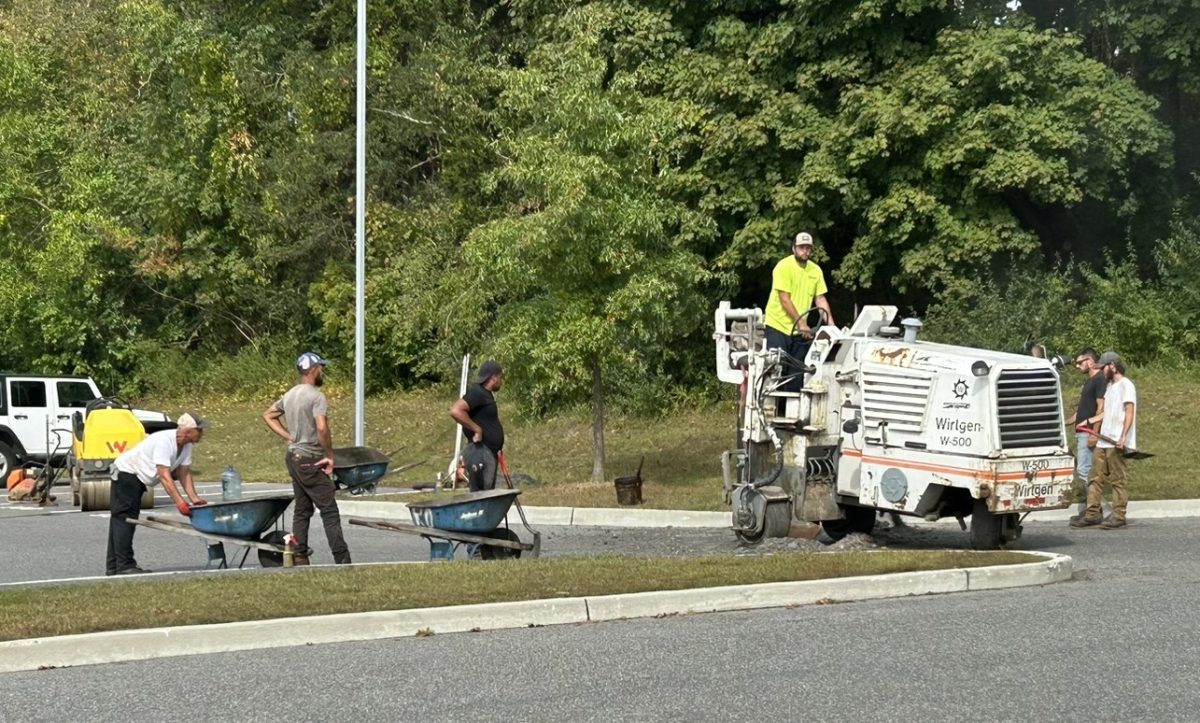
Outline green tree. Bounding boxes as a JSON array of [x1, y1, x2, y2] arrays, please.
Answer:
[[621, 1, 1174, 303], [466, 4, 713, 480], [1013, 0, 1200, 190]]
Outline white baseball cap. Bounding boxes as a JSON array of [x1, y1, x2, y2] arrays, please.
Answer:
[[794, 232, 814, 247], [176, 412, 210, 430]]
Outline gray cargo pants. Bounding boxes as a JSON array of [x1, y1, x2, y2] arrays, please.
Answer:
[[285, 450, 351, 564]]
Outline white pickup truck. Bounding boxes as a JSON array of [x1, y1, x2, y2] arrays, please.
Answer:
[[0, 374, 171, 478]]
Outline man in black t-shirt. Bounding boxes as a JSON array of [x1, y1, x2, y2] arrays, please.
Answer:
[[449, 360, 506, 492], [1063, 347, 1106, 520]]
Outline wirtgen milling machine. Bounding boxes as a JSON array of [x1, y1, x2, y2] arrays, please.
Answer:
[[714, 302, 1074, 549]]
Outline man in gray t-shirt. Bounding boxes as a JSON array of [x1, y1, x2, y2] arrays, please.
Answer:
[[277, 383, 328, 457], [262, 351, 350, 564]]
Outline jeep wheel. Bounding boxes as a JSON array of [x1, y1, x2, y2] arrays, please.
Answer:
[[0, 442, 16, 481]]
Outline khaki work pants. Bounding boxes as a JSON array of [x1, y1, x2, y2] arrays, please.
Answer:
[[1087, 447, 1128, 522]]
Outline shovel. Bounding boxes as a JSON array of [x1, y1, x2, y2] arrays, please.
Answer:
[[497, 451, 515, 489], [1075, 424, 1153, 460]]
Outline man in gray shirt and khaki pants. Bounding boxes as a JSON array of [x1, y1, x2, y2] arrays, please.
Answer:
[[262, 351, 351, 564]]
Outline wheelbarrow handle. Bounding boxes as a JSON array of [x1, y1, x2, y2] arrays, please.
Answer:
[[494, 451, 537, 538]]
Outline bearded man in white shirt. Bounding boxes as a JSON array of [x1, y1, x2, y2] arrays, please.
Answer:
[[1070, 352, 1137, 530]]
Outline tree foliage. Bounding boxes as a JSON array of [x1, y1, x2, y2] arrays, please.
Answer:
[[1, 0, 1197, 405]]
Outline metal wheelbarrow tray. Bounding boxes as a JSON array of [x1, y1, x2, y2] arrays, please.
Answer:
[[349, 489, 542, 561], [332, 446, 391, 495], [129, 493, 298, 569]]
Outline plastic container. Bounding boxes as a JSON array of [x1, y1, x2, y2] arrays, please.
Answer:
[[220, 465, 243, 501]]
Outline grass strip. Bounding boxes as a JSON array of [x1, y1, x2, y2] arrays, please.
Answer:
[[0, 550, 1035, 641]]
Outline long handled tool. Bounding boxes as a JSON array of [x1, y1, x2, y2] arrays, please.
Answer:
[[1076, 424, 1153, 460], [496, 451, 541, 556]]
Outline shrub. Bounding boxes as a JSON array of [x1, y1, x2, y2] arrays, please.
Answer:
[[924, 259, 1181, 365], [1067, 262, 1177, 363], [1155, 211, 1200, 355], [128, 341, 343, 401], [923, 270, 1079, 354]]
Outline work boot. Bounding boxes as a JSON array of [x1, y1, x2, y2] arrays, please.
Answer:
[[114, 566, 150, 575], [1069, 515, 1102, 528], [1100, 516, 1127, 530]]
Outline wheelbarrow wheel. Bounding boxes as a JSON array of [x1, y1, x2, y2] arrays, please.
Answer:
[[479, 528, 522, 560], [258, 530, 290, 568]]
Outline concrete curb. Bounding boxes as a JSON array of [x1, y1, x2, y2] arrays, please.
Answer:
[[336, 497, 1200, 529], [335, 499, 730, 528], [570, 507, 729, 528], [0, 552, 1071, 674]]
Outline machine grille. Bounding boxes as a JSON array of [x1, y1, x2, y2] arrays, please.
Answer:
[[862, 369, 932, 434], [996, 368, 1065, 449]]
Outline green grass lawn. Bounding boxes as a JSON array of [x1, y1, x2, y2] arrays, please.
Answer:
[[0, 550, 1034, 641], [157, 387, 734, 510], [152, 363, 1199, 510]]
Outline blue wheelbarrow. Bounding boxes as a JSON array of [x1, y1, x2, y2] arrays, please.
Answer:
[[130, 493, 298, 569], [349, 489, 541, 561], [332, 446, 391, 495]]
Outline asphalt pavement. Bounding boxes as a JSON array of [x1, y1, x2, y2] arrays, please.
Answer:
[[0, 483, 767, 584], [2, 514, 1198, 721]]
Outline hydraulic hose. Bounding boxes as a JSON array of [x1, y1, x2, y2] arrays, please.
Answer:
[[747, 357, 784, 490]]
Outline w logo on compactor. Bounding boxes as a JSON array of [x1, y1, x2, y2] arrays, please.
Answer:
[[106, 441, 129, 454]]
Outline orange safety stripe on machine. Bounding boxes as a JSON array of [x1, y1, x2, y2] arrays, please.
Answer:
[[839, 449, 1073, 481]]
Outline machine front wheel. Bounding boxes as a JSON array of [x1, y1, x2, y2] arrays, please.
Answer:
[[734, 501, 791, 545], [969, 499, 1019, 550]]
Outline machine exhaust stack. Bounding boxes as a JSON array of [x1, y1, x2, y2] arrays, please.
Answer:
[[901, 317, 923, 344]]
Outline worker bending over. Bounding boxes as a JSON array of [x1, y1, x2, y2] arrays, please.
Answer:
[[106, 413, 209, 575]]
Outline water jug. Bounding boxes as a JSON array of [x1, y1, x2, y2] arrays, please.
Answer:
[[220, 465, 243, 501]]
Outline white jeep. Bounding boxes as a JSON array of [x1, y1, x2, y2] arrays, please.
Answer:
[[0, 375, 171, 479]]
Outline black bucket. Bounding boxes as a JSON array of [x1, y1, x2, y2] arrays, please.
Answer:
[[614, 476, 643, 506], [614, 456, 645, 506]]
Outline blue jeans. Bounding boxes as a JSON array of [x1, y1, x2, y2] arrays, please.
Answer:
[[1075, 432, 1094, 499], [764, 327, 811, 392]]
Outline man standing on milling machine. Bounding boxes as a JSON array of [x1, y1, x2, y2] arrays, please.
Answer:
[[763, 231, 834, 390]]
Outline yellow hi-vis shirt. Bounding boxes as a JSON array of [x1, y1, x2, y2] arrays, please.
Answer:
[[764, 256, 828, 334]]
